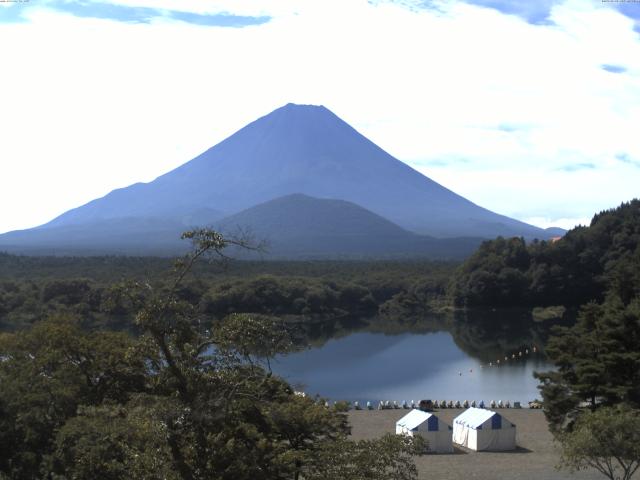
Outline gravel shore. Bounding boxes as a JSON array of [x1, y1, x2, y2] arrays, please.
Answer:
[[348, 409, 623, 480]]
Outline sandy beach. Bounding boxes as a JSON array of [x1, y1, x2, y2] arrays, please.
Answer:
[[348, 408, 626, 480]]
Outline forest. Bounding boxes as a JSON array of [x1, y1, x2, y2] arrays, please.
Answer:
[[448, 200, 640, 308], [0, 254, 454, 333], [1, 202, 640, 479]]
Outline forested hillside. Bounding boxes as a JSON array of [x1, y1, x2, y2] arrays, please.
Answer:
[[449, 200, 640, 308]]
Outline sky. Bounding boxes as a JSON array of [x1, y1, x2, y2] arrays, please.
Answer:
[[1, 0, 639, 234]]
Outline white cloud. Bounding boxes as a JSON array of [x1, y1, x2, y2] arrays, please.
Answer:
[[92, 0, 319, 16], [419, 162, 639, 229], [0, 0, 639, 234]]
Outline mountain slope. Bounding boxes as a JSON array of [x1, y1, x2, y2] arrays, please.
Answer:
[[39, 103, 549, 239], [214, 194, 482, 259], [0, 217, 190, 256]]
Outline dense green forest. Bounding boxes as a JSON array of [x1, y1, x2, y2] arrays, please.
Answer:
[[0, 253, 453, 282], [449, 200, 640, 308], [0, 255, 454, 332]]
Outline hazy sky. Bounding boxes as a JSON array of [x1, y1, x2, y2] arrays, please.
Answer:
[[1, 0, 639, 234]]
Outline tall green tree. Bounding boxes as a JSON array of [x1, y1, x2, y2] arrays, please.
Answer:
[[535, 296, 640, 432]]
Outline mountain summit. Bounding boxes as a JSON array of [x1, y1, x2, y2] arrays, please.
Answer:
[[0, 103, 554, 255]]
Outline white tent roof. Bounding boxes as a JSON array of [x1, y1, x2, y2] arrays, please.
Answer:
[[454, 408, 497, 429], [396, 409, 433, 430]]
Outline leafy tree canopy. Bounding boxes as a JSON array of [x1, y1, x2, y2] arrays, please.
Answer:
[[535, 295, 640, 432], [450, 200, 640, 308], [558, 406, 640, 480]]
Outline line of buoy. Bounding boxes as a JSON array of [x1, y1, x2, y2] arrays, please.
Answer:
[[338, 399, 533, 410], [483, 345, 539, 370]]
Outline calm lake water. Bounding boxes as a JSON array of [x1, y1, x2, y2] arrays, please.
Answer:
[[273, 330, 552, 405]]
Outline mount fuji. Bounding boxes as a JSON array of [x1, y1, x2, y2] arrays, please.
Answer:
[[0, 103, 557, 257]]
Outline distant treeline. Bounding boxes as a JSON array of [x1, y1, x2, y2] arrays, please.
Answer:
[[0, 255, 455, 332], [0, 253, 454, 283], [449, 200, 640, 308]]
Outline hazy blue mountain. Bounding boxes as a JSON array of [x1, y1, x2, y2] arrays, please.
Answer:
[[0, 217, 190, 256], [39, 103, 550, 238], [0, 103, 558, 256], [214, 194, 482, 259]]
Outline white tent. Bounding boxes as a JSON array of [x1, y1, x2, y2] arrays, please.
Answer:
[[395, 409, 453, 453], [452, 407, 516, 451]]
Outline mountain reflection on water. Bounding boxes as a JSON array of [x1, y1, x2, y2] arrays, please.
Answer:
[[272, 309, 561, 404]]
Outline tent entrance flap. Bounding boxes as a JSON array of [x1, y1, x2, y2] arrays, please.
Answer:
[[428, 415, 438, 431], [492, 414, 502, 429]]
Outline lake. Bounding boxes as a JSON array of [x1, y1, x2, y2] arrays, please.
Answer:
[[273, 330, 552, 405]]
